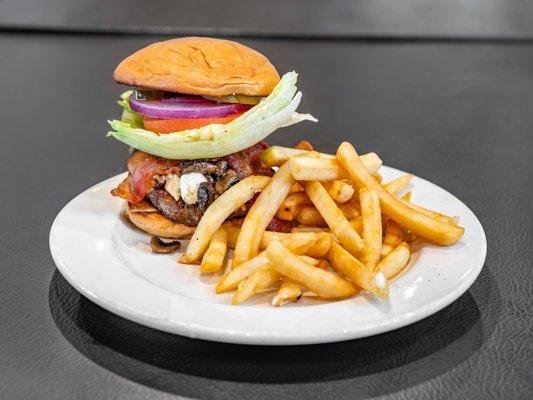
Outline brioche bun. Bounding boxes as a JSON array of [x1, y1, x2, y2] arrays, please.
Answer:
[[126, 204, 195, 239], [114, 37, 280, 96]]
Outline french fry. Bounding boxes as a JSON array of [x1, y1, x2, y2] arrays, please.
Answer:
[[224, 225, 289, 249], [298, 255, 320, 266], [398, 188, 456, 226], [267, 232, 328, 254], [261, 146, 382, 171], [276, 206, 302, 222], [216, 232, 324, 292], [322, 180, 355, 204], [304, 181, 364, 256], [294, 140, 314, 151], [348, 153, 384, 173], [291, 226, 330, 233], [403, 230, 421, 245], [260, 146, 333, 167], [336, 142, 464, 246], [233, 163, 295, 267], [272, 278, 302, 306], [276, 192, 311, 221], [288, 154, 382, 181], [339, 201, 361, 219], [303, 233, 332, 258], [381, 246, 395, 260], [200, 228, 228, 273], [182, 176, 271, 263], [378, 242, 411, 280], [266, 241, 358, 299], [294, 206, 328, 227], [381, 220, 404, 257], [401, 199, 458, 226], [284, 230, 333, 258], [224, 225, 242, 248], [384, 174, 413, 195], [316, 259, 330, 271], [289, 182, 304, 193], [372, 172, 383, 183], [216, 253, 269, 293], [232, 265, 281, 305], [327, 241, 389, 298], [226, 226, 330, 256], [349, 216, 363, 235], [217, 252, 320, 294], [359, 188, 382, 268], [296, 202, 358, 236], [289, 157, 348, 181]]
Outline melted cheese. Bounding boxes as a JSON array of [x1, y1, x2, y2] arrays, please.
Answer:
[[164, 174, 181, 202], [180, 173, 207, 205]]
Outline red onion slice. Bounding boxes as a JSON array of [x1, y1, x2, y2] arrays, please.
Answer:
[[162, 96, 206, 103], [129, 95, 252, 119]]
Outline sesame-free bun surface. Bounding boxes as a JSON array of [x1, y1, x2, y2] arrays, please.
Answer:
[[126, 204, 195, 239], [114, 37, 280, 96]]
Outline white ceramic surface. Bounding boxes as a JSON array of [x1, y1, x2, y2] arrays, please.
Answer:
[[49, 167, 486, 345]]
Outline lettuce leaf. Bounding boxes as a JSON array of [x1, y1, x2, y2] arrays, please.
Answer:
[[107, 71, 317, 159], [117, 90, 144, 128]]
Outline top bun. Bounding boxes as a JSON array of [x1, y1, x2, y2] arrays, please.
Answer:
[[113, 37, 281, 96]]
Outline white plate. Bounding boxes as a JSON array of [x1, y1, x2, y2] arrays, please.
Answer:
[[49, 167, 486, 345]]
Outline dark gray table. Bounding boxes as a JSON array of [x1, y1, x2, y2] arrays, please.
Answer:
[[3, 0, 533, 40], [0, 33, 531, 399]]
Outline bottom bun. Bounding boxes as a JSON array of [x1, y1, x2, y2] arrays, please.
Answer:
[[126, 204, 196, 239]]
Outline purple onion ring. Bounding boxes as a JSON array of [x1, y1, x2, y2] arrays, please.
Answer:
[[129, 95, 252, 119]]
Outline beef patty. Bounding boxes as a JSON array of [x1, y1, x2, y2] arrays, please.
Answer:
[[145, 143, 271, 227]]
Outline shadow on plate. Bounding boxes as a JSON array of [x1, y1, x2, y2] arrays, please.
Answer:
[[49, 268, 496, 398]]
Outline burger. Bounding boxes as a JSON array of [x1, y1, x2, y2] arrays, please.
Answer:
[[108, 37, 316, 239]]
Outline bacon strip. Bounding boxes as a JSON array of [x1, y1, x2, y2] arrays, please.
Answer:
[[266, 217, 292, 233], [112, 151, 183, 204], [112, 142, 271, 205], [243, 141, 273, 176], [111, 174, 136, 203], [126, 151, 182, 204]]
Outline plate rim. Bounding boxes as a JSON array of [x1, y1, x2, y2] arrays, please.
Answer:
[[49, 169, 487, 345]]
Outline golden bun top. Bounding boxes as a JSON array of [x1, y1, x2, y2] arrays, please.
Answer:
[[113, 37, 281, 96]]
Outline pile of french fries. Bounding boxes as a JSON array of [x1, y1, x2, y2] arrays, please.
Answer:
[[180, 141, 465, 306]]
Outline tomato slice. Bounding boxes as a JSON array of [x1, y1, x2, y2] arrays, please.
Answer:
[[143, 112, 244, 134]]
